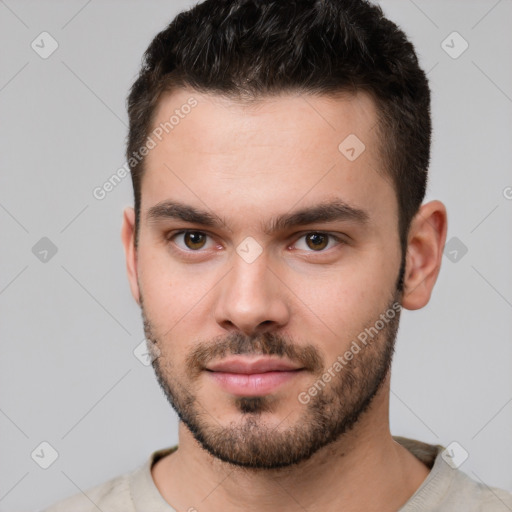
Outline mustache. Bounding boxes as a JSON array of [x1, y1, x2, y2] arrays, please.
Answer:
[[185, 331, 324, 378]]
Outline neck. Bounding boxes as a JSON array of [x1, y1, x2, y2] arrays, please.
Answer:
[[152, 378, 430, 512]]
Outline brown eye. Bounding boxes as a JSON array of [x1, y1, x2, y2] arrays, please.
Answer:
[[183, 231, 207, 250], [305, 232, 329, 251]]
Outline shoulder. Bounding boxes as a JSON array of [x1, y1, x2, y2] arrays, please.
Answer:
[[447, 469, 512, 511], [41, 471, 133, 512], [40, 446, 177, 512], [394, 436, 512, 511]]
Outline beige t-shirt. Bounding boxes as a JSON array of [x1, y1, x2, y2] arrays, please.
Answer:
[[41, 436, 512, 511]]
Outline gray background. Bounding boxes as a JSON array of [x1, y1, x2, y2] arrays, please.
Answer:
[[1, 1, 511, 510]]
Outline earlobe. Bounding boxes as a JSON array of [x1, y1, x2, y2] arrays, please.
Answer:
[[121, 207, 141, 305], [401, 200, 448, 311]]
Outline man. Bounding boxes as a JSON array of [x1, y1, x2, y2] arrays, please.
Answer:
[[43, 0, 512, 510]]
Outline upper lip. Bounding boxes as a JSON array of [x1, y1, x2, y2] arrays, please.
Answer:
[[206, 356, 303, 374]]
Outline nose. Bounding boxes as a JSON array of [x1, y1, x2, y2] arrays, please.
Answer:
[[214, 251, 290, 336]]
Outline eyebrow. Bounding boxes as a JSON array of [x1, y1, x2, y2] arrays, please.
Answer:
[[146, 199, 370, 234]]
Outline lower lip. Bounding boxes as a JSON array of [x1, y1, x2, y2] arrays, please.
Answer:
[[207, 370, 303, 396]]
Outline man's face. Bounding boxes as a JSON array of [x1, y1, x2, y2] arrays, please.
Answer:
[[132, 89, 404, 468]]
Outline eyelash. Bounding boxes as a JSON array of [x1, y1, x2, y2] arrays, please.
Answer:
[[165, 230, 346, 258]]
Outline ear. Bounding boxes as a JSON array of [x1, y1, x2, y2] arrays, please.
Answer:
[[121, 207, 141, 306], [401, 200, 448, 310]]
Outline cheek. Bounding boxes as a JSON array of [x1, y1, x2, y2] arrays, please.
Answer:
[[294, 248, 392, 307], [287, 251, 397, 358], [137, 247, 224, 335], [137, 248, 188, 327]]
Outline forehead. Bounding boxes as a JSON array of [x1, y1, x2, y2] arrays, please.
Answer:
[[150, 87, 381, 156], [141, 87, 396, 232]]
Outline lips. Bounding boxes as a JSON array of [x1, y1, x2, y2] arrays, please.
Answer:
[[205, 356, 305, 396], [206, 356, 303, 374]]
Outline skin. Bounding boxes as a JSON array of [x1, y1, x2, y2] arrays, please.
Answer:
[[121, 88, 447, 512]]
